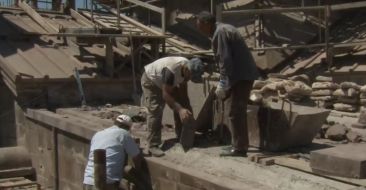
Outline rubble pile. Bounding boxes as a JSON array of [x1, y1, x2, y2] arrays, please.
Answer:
[[320, 123, 365, 143]]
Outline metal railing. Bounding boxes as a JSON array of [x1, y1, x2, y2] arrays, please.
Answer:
[[216, 1, 366, 68]]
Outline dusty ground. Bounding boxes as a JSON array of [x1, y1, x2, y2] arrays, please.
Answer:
[[160, 144, 356, 190]]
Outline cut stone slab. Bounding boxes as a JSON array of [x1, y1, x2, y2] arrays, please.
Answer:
[[310, 144, 366, 179]]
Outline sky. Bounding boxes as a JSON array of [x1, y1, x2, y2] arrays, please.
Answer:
[[0, 0, 90, 10]]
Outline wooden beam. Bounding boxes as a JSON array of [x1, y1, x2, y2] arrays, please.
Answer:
[[70, 8, 94, 26], [105, 38, 114, 77], [331, 1, 366, 11], [39, 32, 167, 38], [97, 4, 201, 52], [18, 0, 58, 33], [221, 1, 366, 16], [120, 0, 160, 11], [222, 5, 324, 16], [124, 0, 164, 14], [249, 40, 366, 51]]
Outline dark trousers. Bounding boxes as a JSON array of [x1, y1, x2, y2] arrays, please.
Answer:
[[225, 80, 254, 151]]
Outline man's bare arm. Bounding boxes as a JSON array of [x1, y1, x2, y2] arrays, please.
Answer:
[[162, 84, 182, 111]]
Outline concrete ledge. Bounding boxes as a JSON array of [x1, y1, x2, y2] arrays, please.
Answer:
[[146, 157, 268, 190], [25, 109, 98, 140]]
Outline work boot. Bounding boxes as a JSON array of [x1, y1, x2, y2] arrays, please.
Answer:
[[148, 147, 165, 157], [219, 148, 247, 157], [221, 145, 233, 151]]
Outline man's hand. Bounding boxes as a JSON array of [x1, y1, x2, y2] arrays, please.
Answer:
[[216, 77, 231, 100], [215, 87, 227, 100], [178, 108, 192, 122]]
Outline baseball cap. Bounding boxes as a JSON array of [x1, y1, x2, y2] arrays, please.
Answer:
[[187, 58, 204, 83], [115, 114, 132, 126]]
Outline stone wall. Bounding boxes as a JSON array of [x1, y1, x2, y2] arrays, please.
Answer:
[[17, 108, 241, 190]]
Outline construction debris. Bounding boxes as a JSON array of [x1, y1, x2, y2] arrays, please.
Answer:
[[325, 124, 348, 141]]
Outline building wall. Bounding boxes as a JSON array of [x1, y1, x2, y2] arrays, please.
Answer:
[[0, 81, 16, 147]]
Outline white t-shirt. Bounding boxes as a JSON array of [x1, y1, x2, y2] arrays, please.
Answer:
[[144, 56, 189, 88], [83, 126, 140, 185]]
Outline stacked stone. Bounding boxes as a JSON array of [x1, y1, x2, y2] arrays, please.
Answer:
[[311, 76, 338, 109], [360, 85, 366, 109], [332, 82, 360, 112]]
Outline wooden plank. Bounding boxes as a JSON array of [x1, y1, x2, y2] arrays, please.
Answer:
[[0, 177, 37, 188], [0, 167, 35, 178], [18, 1, 58, 33], [274, 157, 366, 187], [124, 0, 164, 14], [0, 55, 19, 81], [120, 0, 160, 11], [96, 4, 201, 52], [70, 8, 94, 26]]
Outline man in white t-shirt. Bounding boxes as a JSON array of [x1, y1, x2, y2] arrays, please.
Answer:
[[83, 115, 142, 190], [141, 57, 204, 157]]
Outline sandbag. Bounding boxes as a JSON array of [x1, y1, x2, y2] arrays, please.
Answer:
[[316, 76, 333, 82], [253, 80, 270, 89], [360, 85, 366, 93], [312, 82, 339, 90], [340, 82, 360, 90], [333, 88, 359, 97], [284, 81, 312, 96], [360, 93, 366, 99], [336, 97, 359, 105], [333, 103, 358, 112], [310, 96, 335, 101], [311, 90, 334, 96]]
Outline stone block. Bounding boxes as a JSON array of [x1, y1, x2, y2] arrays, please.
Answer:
[[310, 144, 366, 179], [248, 103, 330, 151]]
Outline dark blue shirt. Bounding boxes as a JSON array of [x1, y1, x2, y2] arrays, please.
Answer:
[[212, 22, 259, 83]]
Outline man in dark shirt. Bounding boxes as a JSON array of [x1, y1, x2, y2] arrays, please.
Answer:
[[196, 11, 259, 157], [142, 57, 204, 157]]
